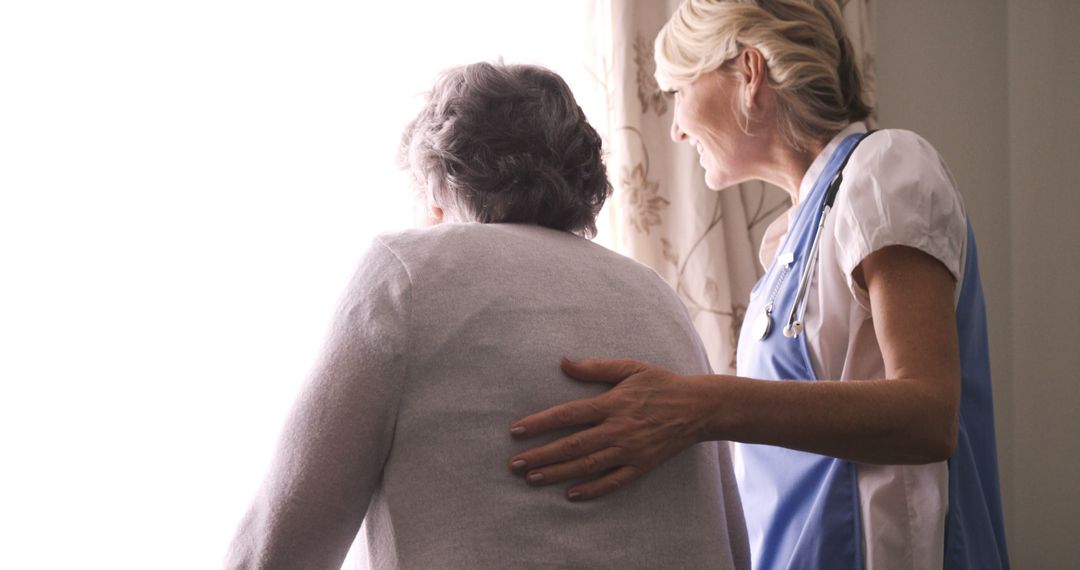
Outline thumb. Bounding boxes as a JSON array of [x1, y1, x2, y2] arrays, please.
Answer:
[[560, 357, 647, 385]]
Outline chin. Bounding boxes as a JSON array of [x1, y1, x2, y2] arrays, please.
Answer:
[[703, 171, 729, 191], [704, 165, 751, 191]]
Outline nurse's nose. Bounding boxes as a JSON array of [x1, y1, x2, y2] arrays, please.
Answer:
[[670, 113, 687, 143]]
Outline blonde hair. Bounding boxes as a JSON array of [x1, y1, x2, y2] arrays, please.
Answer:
[[655, 0, 872, 151]]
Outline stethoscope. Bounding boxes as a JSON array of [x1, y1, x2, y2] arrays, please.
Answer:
[[753, 131, 875, 341]]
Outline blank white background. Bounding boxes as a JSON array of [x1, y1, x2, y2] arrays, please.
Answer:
[[0, 2, 601, 567]]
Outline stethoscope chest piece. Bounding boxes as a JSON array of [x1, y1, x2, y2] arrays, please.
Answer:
[[753, 305, 773, 340]]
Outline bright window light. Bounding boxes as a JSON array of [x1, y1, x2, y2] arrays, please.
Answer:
[[0, 2, 608, 568]]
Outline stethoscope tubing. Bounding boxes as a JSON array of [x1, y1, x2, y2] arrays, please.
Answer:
[[780, 130, 876, 339], [783, 203, 831, 338]]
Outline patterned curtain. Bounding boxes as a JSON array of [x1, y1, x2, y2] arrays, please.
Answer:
[[587, 0, 876, 373]]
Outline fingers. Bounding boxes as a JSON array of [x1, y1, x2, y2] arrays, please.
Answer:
[[509, 426, 611, 473], [565, 465, 645, 501], [510, 397, 605, 439], [509, 358, 650, 438], [518, 446, 627, 486], [507, 429, 648, 502], [560, 357, 647, 384]]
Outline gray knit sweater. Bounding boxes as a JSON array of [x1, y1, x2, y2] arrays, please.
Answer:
[[226, 223, 750, 569]]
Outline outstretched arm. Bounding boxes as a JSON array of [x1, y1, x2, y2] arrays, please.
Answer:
[[508, 245, 961, 500]]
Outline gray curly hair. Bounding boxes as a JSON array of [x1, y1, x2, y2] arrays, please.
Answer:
[[399, 62, 612, 238]]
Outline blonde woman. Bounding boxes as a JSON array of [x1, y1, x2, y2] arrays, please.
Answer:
[[508, 1, 1009, 568]]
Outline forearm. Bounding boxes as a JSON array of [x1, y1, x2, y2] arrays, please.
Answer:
[[693, 373, 958, 464], [226, 373, 385, 570], [510, 345, 959, 501], [226, 491, 364, 569], [697, 246, 964, 465]]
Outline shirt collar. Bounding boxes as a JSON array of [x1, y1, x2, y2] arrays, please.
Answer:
[[796, 121, 868, 205]]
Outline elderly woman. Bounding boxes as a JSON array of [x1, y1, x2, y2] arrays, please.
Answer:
[[226, 62, 749, 569], [508, 2, 1009, 569]]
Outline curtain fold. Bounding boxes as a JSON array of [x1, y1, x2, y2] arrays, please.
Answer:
[[592, 0, 875, 373]]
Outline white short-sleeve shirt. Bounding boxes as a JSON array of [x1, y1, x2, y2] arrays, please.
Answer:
[[758, 122, 968, 570]]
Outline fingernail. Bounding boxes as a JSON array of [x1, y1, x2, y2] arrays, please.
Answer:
[[510, 459, 527, 471], [510, 426, 526, 436], [568, 490, 582, 500], [527, 472, 545, 483]]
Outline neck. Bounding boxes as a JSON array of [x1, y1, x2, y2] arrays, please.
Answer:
[[756, 135, 827, 205]]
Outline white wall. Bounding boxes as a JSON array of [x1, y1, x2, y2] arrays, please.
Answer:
[[876, 1, 1080, 566]]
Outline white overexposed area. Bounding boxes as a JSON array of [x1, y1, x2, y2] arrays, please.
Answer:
[[0, 2, 604, 568]]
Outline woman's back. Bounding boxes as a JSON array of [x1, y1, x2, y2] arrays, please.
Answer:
[[227, 222, 748, 569], [367, 223, 746, 568]]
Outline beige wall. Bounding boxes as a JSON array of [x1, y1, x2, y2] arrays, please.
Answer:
[[876, 1, 1080, 566], [1005, 1, 1080, 566]]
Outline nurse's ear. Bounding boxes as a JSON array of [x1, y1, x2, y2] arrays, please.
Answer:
[[735, 48, 768, 115]]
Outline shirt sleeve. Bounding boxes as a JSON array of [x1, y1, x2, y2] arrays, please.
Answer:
[[225, 237, 411, 570], [831, 129, 968, 308]]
